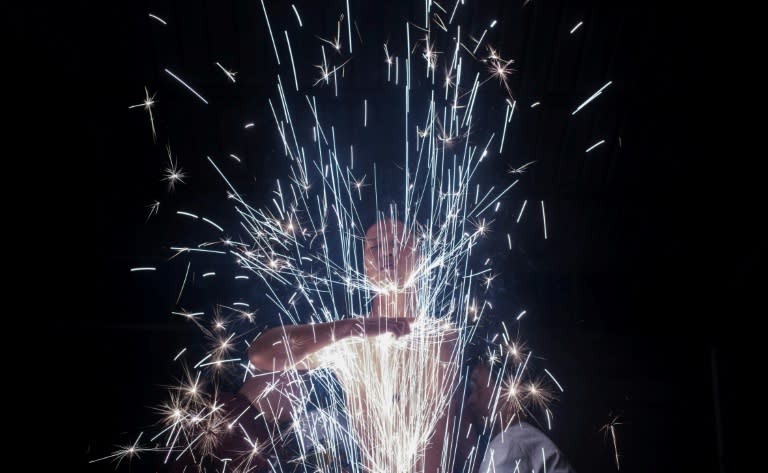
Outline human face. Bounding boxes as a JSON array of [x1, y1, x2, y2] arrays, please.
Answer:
[[466, 364, 494, 426], [363, 219, 416, 288]]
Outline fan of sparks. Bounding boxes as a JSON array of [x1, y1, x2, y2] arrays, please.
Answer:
[[92, 1, 611, 472]]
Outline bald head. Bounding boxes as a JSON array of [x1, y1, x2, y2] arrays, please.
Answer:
[[363, 219, 417, 287]]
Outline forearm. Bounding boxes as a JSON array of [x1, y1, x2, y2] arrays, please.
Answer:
[[247, 320, 353, 371]]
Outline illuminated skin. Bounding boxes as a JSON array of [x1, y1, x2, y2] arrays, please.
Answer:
[[246, 219, 455, 472]]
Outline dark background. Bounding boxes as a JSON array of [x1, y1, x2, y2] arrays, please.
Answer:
[[10, 0, 752, 471]]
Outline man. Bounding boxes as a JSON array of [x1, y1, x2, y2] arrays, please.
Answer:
[[247, 218, 457, 472], [464, 359, 576, 473]]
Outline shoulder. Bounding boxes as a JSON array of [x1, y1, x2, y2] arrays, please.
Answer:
[[492, 422, 575, 473], [493, 422, 559, 455]]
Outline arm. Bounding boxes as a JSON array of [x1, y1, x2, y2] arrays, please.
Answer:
[[247, 316, 413, 371]]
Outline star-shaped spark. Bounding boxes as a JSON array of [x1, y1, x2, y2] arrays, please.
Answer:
[[471, 218, 493, 237], [89, 432, 148, 467], [443, 67, 455, 91], [507, 160, 537, 174], [351, 174, 368, 199], [482, 272, 498, 290], [423, 39, 439, 71], [128, 87, 157, 141], [163, 146, 187, 192], [317, 14, 344, 53], [601, 415, 623, 470], [145, 200, 160, 221], [313, 58, 352, 86], [488, 57, 516, 97]]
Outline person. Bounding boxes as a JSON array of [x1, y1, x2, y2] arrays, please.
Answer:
[[247, 218, 458, 473], [463, 358, 576, 473]]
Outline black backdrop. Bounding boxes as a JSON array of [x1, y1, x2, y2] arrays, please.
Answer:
[[10, 1, 753, 472]]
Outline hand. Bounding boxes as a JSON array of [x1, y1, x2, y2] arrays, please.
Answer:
[[347, 316, 415, 338]]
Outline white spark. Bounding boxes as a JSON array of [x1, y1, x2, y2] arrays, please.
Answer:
[[258, 0, 281, 64], [176, 211, 199, 219], [586, 139, 605, 153], [164, 69, 208, 104], [572, 81, 612, 115], [173, 348, 187, 360], [516, 200, 528, 223], [291, 4, 303, 27], [570, 21, 583, 34], [148, 13, 167, 25], [215, 62, 237, 83], [145, 200, 160, 221], [544, 369, 564, 392], [128, 87, 157, 141]]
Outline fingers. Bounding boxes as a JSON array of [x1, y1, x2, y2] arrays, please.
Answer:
[[381, 317, 413, 337]]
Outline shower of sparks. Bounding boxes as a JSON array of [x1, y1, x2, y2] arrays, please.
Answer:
[[148, 13, 167, 25], [128, 87, 157, 141], [572, 80, 612, 115], [570, 21, 584, 34], [145, 200, 160, 221], [291, 4, 303, 27], [586, 139, 605, 153], [215, 62, 237, 83], [244, 123, 255, 129], [130, 267, 156, 272], [97, 5, 595, 472], [508, 160, 537, 174], [162, 147, 187, 192], [541, 200, 548, 240], [164, 68, 209, 104], [530, 101, 540, 108], [601, 415, 623, 470]]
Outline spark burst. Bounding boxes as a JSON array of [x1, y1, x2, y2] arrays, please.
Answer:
[[128, 86, 157, 141], [94, 2, 609, 471], [162, 146, 187, 192], [145, 200, 160, 221], [601, 415, 623, 470]]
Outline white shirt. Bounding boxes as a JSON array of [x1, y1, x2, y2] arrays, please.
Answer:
[[478, 421, 576, 473]]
